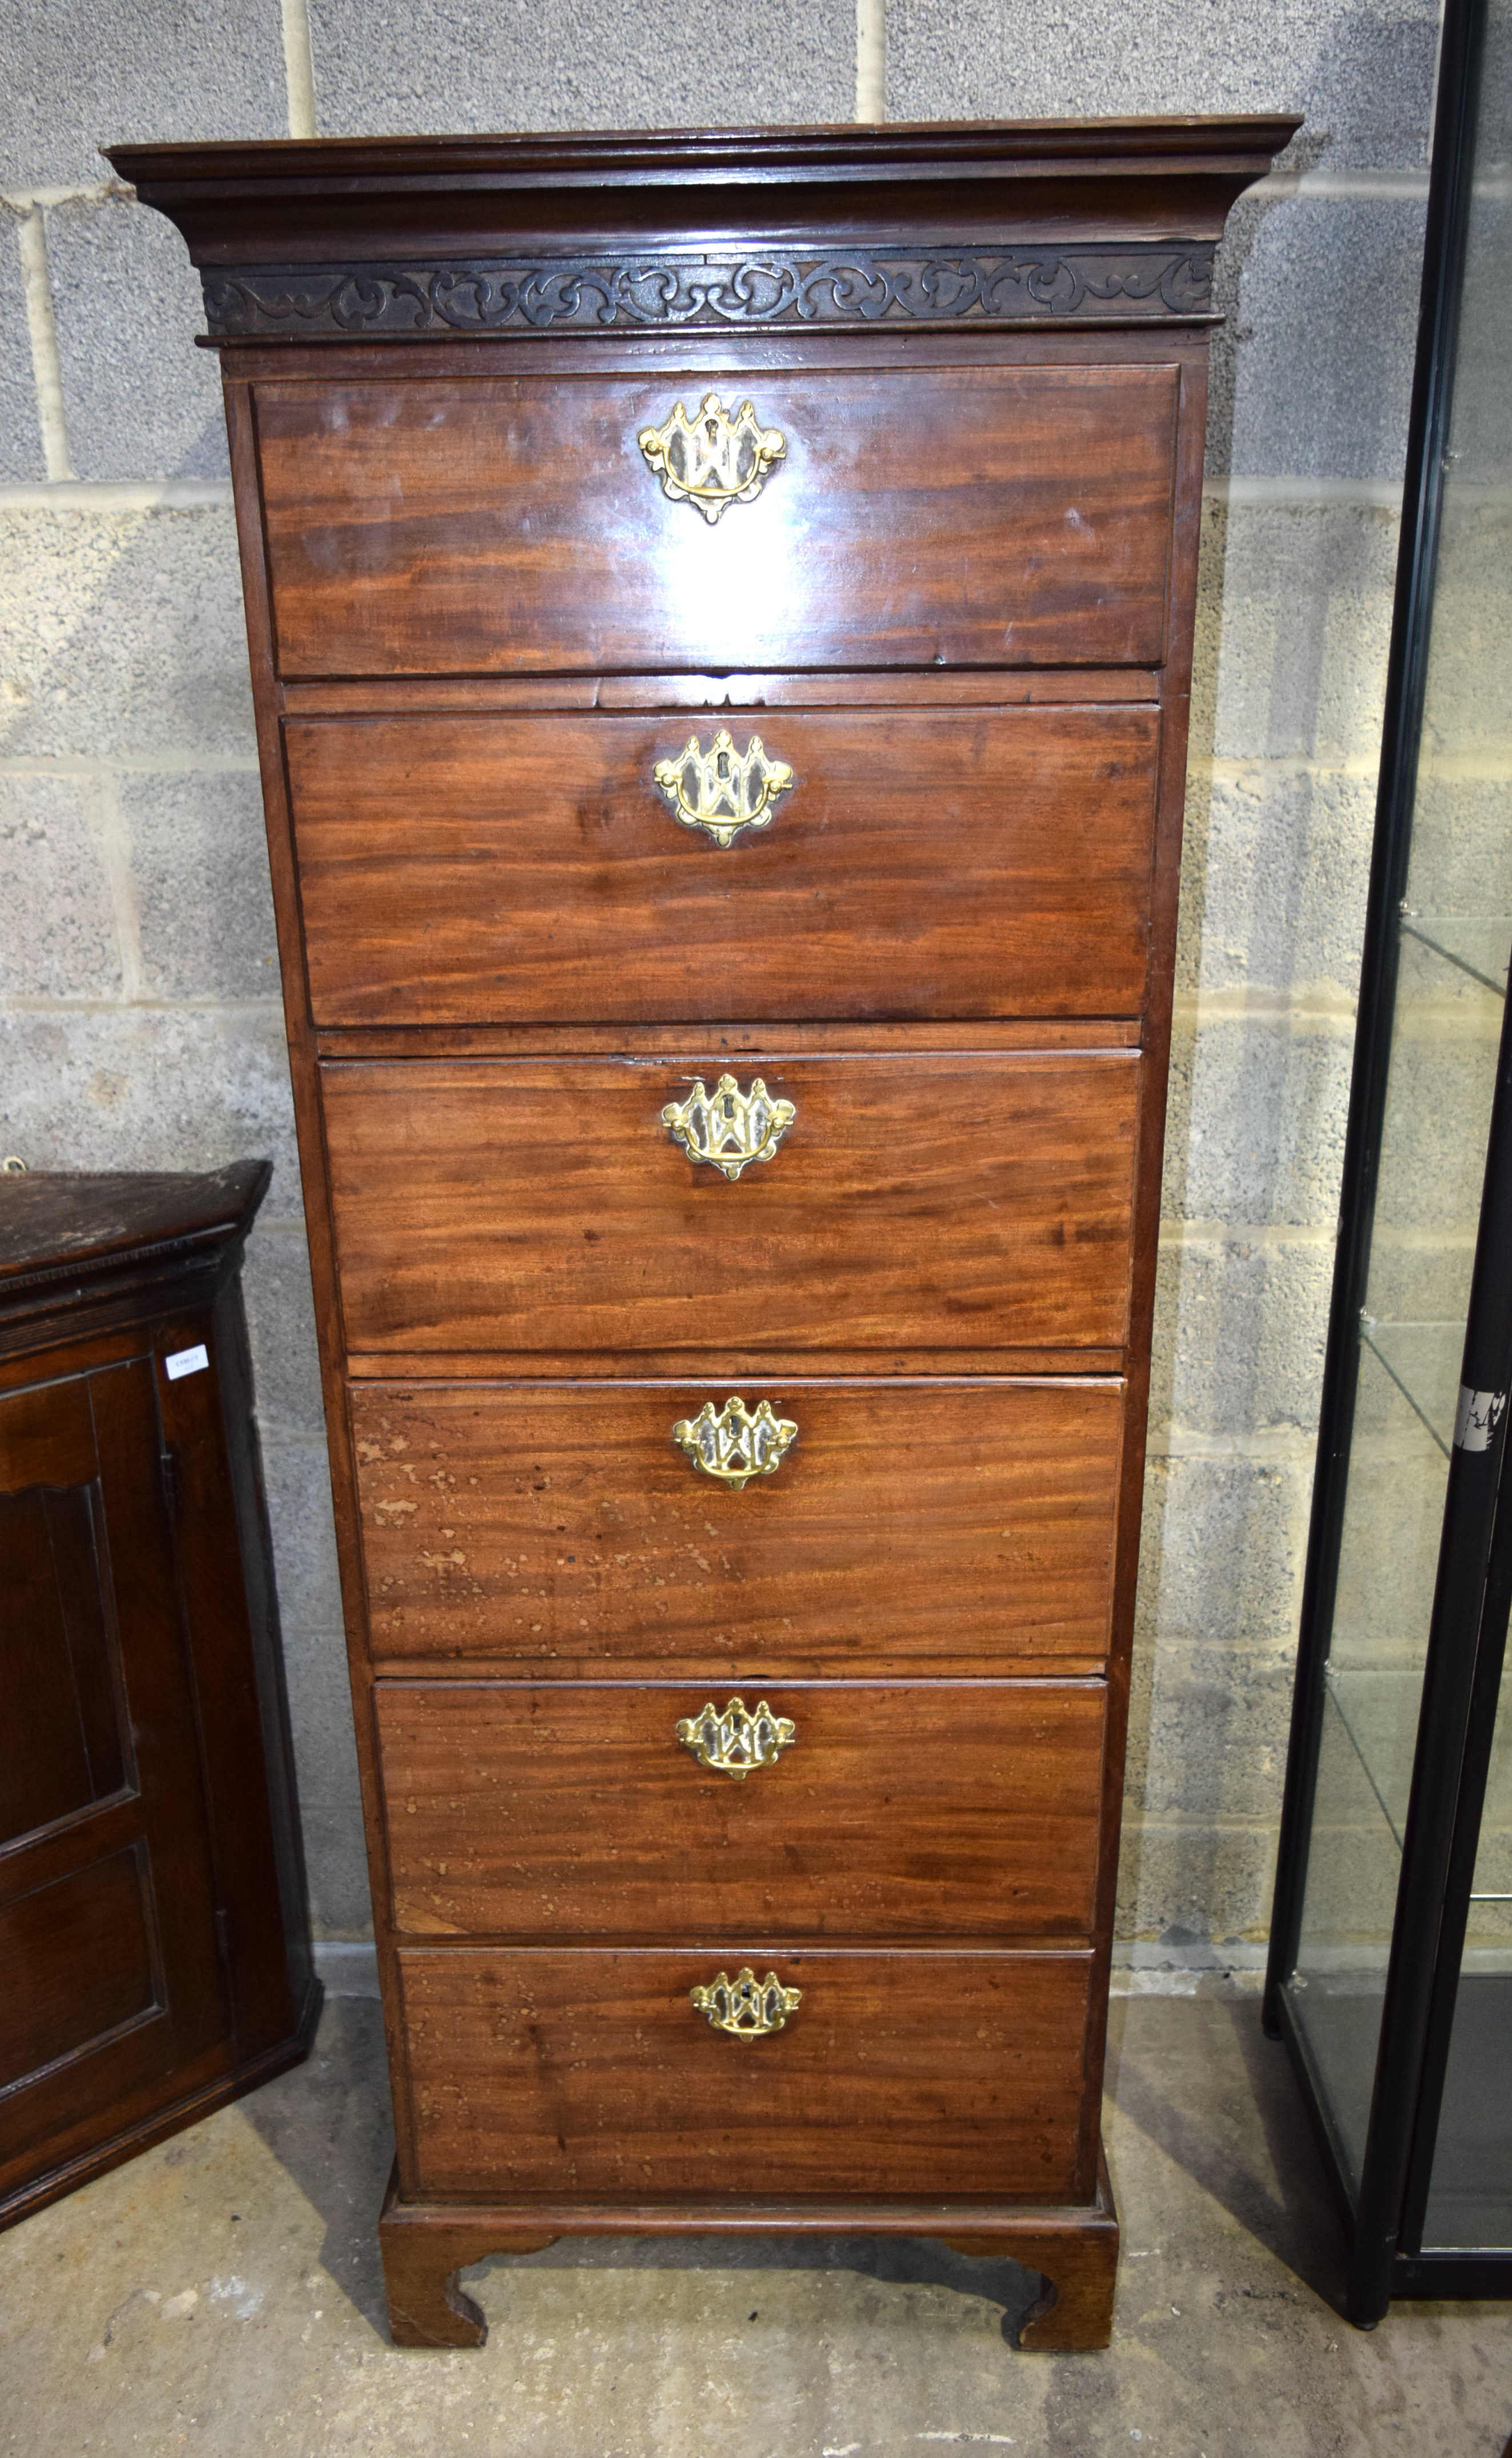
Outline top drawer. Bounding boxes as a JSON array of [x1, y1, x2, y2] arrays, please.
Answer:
[[254, 363, 1180, 677]]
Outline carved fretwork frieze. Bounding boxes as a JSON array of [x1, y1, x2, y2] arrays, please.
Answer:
[[202, 245, 1217, 338]]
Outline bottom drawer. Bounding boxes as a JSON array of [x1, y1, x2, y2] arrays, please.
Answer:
[[398, 1948, 1094, 2200]]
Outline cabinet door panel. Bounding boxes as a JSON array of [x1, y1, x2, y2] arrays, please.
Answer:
[[0, 1365, 229, 2197]]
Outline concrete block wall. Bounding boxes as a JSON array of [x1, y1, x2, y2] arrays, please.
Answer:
[[0, 0, 1435, 1968]]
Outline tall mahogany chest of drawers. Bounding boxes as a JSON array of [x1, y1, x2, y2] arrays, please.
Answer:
[[120, 116, 1295, 2349]]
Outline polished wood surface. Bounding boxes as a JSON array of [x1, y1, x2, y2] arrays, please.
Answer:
[[351, 1378, 1123, 1674], [255, 365, 1179, 677], [283, 668, 1162, 714], [377, 1680, 1106, 1939], [322, 1054, 1139, 1356], [398, 1947, 1094, 2199], [285, 704, 1161, 1026], [0, 1172, 316, 2228]]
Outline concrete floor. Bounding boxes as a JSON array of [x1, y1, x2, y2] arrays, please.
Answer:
[[3, 1981, 1509, 2457]]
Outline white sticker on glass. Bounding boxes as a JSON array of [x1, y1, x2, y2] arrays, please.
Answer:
[[164, 1344, 210, 1381]]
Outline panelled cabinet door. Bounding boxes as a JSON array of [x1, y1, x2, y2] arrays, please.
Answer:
[[0, 1362, 230, 2195]]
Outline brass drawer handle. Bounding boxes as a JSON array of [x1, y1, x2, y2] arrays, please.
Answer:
[[653, 729, 795, 848], [691, 1966, 802, 2038], [638, 391, 786, 523], [677, 1696, 797, 1780], [662, 1074, 796, 1180], [671, 1396, 798, 1490]]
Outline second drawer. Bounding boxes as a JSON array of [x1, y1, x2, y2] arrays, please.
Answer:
[[376, 1680, 1106, 1941], [286, 703, 1161, 1027]]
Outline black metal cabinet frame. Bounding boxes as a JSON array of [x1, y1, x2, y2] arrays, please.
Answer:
[[1265, 0, 1512, 2324]]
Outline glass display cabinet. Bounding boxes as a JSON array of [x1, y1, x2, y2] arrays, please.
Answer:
[[1265, 0, 1512, 2324]]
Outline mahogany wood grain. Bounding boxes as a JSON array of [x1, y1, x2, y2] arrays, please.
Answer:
[[379, 2167, 1118, 2353], [350, 1377, 1123, 1676], [254, 364, 1179, 677], [397, 1947, 1094, 2200], [345, 1344, 1126, 1382], [939, 2145, 1120, 2348], [376, 1679, 1105, 1941], [1, 1482, 125, 1841], [110, 118, 1303, 271], [285, 705, 1161, 1026], [322, 1053, 1139, 1357], [0, 1851, 157, 2094]]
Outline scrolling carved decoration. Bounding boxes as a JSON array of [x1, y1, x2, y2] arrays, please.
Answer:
[[202, 246, 1215, 338]]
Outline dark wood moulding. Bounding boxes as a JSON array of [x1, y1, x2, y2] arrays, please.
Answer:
[[105, 118, 1299, 323]]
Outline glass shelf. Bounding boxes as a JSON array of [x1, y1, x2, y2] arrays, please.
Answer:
[[1399, 914, 1512, 998], [1323, 1666, 1417, 1851], [1358, 1317, 1465, 1458]]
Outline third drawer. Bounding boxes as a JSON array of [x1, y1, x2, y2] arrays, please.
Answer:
[[323, 1052, 1139, 1356], [376, 1678, 1106, 1941], [351, 1376, 1125, 1676]]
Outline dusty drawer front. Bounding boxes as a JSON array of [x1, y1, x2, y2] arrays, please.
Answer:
[[377, 1680, 1107, 1941], [255, 364, 1179, 676], [322, 1053, 1139, 1356], [285, 704, 1161, 1027], [398, 1947, 1094, 2200], [351, 1378, 1124, 1676]]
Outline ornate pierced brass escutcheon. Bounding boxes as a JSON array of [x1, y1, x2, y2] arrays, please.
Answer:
[[690, 1967, 802, 2038], [637, 391, 786, 522], [662, 1074, 797, 1180], [677, 1696, 798, 1780], [671, 1397, 798, 1490], [652, 730, 795, 849]]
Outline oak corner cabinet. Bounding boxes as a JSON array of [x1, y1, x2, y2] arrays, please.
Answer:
[[115, 115, 1298, 2350], [0, 1164, 318, 2230]]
